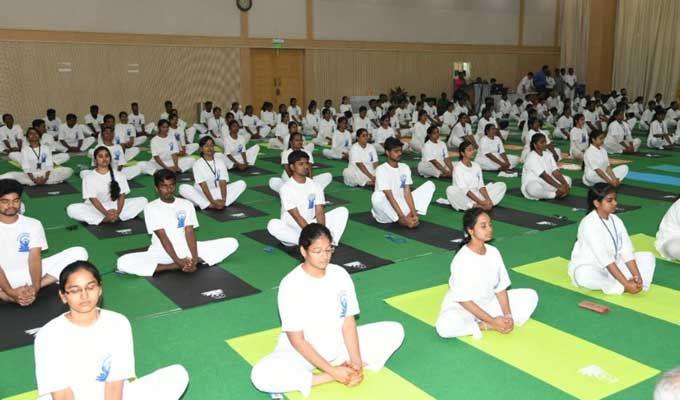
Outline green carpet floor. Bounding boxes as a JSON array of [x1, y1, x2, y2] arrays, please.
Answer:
[[1, 124, 679, 399]]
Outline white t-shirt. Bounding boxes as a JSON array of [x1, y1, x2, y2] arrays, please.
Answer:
[[82, 169, 130, 204], [192, 156, 229, 190], [93, 143, 127, 169], [0, 125, 24, 147], [21, 145, 54, 175], [279, 177, 326, 223], [319, 118, 336, 138], [129, 113, 145, 133], [373, 126, 395, 145], [223, 134, 247, 159], [144, 197, 199, 254], [395, 108, 409, 125], [242, 114, 259, 130], [476, 117, 498, 135], [477, 136, 505, 160], [452, 122, 471, 139], [657, 199, 680, 249], [348, 143, 378, 171], [35, 310, 135, 400], [281, 148, 315, 165], [422, 140, 448, 163], [200, 109, 212, 124], [168, 126, 188, 147], [453, 161, 484, 194], [287, 106, 302, 118], [440, 244, 511, 311], [583, 145, 610, 176], [84, 114, 104, 133], [374, 162, 412, 202], [207, 117, 226, 138], [0, 215, 48, 288], [58, 124, 86, 147], [353, 116, 371, 133], [556, 115, 573, 133], [412, 121, 430, 143], [330, 130, 352, 152], [44, 117, 62, 134], [339, 104, 352, 115], [260, 111, 276, 126], [150, 135, 179, 164], [277, 264, 359, 361], [522, 150, 558, 188], [606, 121, 630, 145], [569, 126, 589, 154], [442, 111, 457, 127], [113, 123, 136, 146]]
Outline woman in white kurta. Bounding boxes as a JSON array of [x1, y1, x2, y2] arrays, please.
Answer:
[[655, 198, 680, 261], [179, 136, 247, 210], [521, 133, 572, 200], [520, 118, 562, 162], [582, 130, 628, 187], [648, 110, 674, 149], [568, 183, 656, 295], [67, 146, 147, 225], [553, 108, 573, 140], [435, 208, 538, 338], [446, 141, 506, 211], [322, 117, 351, 160], [569, 113, 589, 159], [408, 111, 430, 153], [605, 110, 640, 154], [0, 128, 73, 186], [447, 114, 475, 149], [82, 127, 141, 181], [343, 128, 379, 187], [314, 109, 336, 146], [251, 223, 404, 397], [475, 124, 519, 171], [35, 261, 189, 400], [417, 126, 453, 178], [268, 133, 331, 193]]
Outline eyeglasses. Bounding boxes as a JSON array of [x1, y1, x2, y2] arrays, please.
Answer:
[[308, 246, 336, 256], [64, 283, 100, 296]]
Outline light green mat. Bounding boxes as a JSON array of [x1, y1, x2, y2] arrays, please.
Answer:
[[631, 233, 679, 264], [385, 285, 658, 400], [226, 328, 434, 400], [2, 391, 37, 400], [8, 160, 22, 169], [514, 257, 680, 326]]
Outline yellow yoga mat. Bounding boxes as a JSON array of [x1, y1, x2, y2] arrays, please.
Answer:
[[226, 328, 434, 400], [385, 285, 658, 400], [514, 257, 680, 326], [631, 233, 679, 264], [2, 391, 37, 400]]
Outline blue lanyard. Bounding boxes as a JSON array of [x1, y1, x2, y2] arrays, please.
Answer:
[[599, 216, 619, 257]]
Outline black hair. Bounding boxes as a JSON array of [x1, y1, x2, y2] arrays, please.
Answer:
[[213, 106, 222, 113], [58, 260, 101, 294], [459, 208, 489, 249], [279, 111, 288, 120], [425, 125, 438, 142], [198, 135, 215, 157], [288, 149, 310, 165], [573, 113, 584, 126], [418, 110, 428, 120], [90, 105, 99, 111], [380, 114, 390, 123], [46, 108, 56, 115], [93, 146, 121, 201], [322, 108, 331, 116], [458, 140, 474, 158], [66, 113, 77, 120], [32, 119, 45, 128], [131, 102, 138, 107], [299, 223, 333, 250], [356, 128, 368, 138], [288, 132, 303, 149], [528, 117, 539, 129], [0, 178, 23, 197], [103, 114, 115, 123], [119, 111, 128, 118], [384, 136, 403, 152], [359, 106, 367, 113], [484, 123, 494, 135], [287, 121, 297, 129], [154, 168, 177, 187], [337, 116, 347, 125], [157, 119, 169, 129], [228, 120, 239, 129], [164, 100, 173, 107], [588, 129, 604, 144], [587, 182, 617, 212], [530, 132, 546, 152], [2, 114, 12, 121]]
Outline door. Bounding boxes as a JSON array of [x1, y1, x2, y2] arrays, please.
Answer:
[[250, 49, 304, 109]]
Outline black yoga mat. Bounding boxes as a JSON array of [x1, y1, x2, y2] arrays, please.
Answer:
[[0, 284, 67, 351], [350, 211, 464, 250], [332, 176, 373, 191], [176, 171, 194, 183], [199, 202, 266, 222], [572, 181, 679, 202], [243, 229, 393, 274], [82, 217, 147, 239], [229, 166, 275, 177], [24, 182, 79, 197], [432, 202, 574, 230], [507, 188, 641, 213]]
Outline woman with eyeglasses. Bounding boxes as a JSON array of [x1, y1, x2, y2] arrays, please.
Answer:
[[251, 223, 404, 397], [34, 260, 189, 399]]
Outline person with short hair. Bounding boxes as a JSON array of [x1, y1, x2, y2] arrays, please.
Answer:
[[0, 128, 73, 186]]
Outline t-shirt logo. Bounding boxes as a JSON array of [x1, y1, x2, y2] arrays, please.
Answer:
[[215, 169, 221, 183], [18, 233, 31, 253], [442, 148, 446, 158], [238, 144, 243, 152], [176, 210, 187, 228], [169, 142, 174, 151], [399, 174, 407, 188], [115, 136, 120, 144], [307, 193, 316, 209], [369, 153, 373, 162], [338, 291, 348, 318], [114, 150, 121, 161], [96, 354, 112, 382], [40, 154, 47, 163], [174, 133, 181, 142]]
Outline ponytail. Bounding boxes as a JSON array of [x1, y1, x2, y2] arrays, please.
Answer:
[[109, 167, 120, 201]]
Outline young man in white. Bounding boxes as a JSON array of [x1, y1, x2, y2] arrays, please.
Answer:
[[371, 137, 435, 229], [221, 120, 260, 171], [287, 98, 303, 125], [44, 109, 61, 137], [32, 119, 69, 164], [266, 150, 349, 247], [141, 120, 195, 175], [0, 179, 88, 305], [563, 68, 578, 99], [268, 132, 330, 194], [116, 111, 146, 150], [117, 169, 239, 276], [0, 114, 23, 159], [58, 114, 96, 153], [251, 223, 404, 398], [206, 106, 227, 139], [84, 105, 104, 138], [129, 102, 147, 138], [656, 199, 680, 262], [343, 128, 379, 187], [194, 101, 213, 135]]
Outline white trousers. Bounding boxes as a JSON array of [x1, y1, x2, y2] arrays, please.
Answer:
[[117, 237, 239, 277], [582, 165, 628, 187], [447, 135, 465, 149], [435, 288, 538, 339], [521, 175, 572, 200], [370, 180, 435, 224], [477, 154, 520, 171], [446, 182, 506, 211], [552, 128, 569, 140], [80, 165, 142, 182], [342, 166, 375, 187], [2, 246, 88, 289], [604, 138, 641, 154], [183, 143, 199, 156], [141, 156, 195, 175], [268, 138, 285, 150], [417, 160, 451, 178], [657, 237, 680, 261], [178, 180, 246, 209], [322, 148, 348, 160], [66, 197, 148, 225], [570, 147, 586, 160], [221, 145, 260, 170], [269, 173, 332, 193], [251, 321, 404, 398], [570, 252, 656, 295], [0, 168, 73, 186], [408, 138, 424, 153], [266, 207, 349, 246], [520, 147, 562, 163], [62, 137, 96, 152]]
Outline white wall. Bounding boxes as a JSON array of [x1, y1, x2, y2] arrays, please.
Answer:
[[0, 0, 241, 37], [249, 0, 307, 39], [523, 0, 557, 46], [314, 0, 519, 45]]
